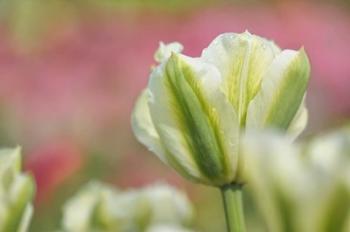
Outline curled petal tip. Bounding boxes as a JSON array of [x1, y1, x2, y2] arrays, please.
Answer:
[[154, 41, 184, 63]]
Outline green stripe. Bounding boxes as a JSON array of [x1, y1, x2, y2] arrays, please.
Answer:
[[264, 50, 310, 129], [226, 36, 277, 128], [164, 54, 227, 182]]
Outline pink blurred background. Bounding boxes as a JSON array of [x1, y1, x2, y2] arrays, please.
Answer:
[[0, 0, 349, 231]]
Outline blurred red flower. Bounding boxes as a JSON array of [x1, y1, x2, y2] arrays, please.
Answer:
[[25, 140, 83, 203]]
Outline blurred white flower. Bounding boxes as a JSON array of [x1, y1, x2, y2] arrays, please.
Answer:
[[62, 181, 149, 232], [241, 127, 350, 232], [307, 126, 350, 177], [0, 147, 35, 232], [143, 183, 193, 227], [62, 182, 194, 232]]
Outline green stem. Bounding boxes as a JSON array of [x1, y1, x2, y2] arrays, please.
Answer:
[[221, 184, 246, 232]]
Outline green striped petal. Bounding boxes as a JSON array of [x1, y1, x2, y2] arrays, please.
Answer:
[[132, 90, 215, 182], [148, 53, 238, 185], [246, 48, 310, 131], [201, 32, 281, 126]]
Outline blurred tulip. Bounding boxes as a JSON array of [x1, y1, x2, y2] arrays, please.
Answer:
[[0, 147, 35, 232], [132, 32, 310, 187], [62, 181, 149, 232], [143, 183, 194, 227], [62, 182, 194, 232], [307, 125, 350, 177], [241, 127, 350, 232]]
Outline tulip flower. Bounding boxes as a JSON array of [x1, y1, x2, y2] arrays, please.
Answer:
[[143, 184, 193, 227], [132, 31, 310, 186], [0, 147, 35, 232], [62, 181, 149, 232], [241, 128, 350, 232], [62, 182, 194, 232], [132, 31, 310, 231]]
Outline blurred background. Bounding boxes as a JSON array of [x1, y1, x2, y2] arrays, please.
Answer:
[[0, 0, 349, 231]]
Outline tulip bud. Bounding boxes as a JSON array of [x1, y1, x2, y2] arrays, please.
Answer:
[[132, 32, 311, 186], [0, 147, 35, 232]]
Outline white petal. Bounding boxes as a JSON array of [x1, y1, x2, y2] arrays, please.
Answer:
[[201, 32, 281, 125], [131, 89, 168, 163], [287, 97, 308, 140], [154, 42, 184, 63], [246, 49, 310, 131]]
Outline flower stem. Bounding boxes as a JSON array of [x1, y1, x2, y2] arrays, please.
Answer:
[[221, 184, 246, 232]]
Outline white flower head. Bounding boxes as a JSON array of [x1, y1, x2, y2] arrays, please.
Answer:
[[132, 32, 310, 186]]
